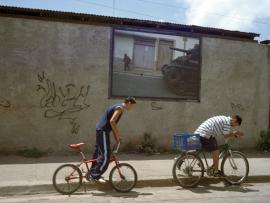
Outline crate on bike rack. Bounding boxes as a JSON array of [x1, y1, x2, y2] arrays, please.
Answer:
[[173, 133, 201, 151]]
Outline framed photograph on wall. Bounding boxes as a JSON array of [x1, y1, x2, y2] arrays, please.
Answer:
[[109, 27, 201, 101]]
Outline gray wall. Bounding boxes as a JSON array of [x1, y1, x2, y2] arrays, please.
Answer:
[[0, 17, 269, 153]]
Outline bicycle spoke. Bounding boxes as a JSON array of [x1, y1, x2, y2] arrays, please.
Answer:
[[228, 156, 238, 170], [53, 164, 82, 195], [109, 163, 137, 192], [221, 151, 249, 184], [173, 154, 204, 187]]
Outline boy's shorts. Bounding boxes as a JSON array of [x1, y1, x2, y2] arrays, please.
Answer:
[[200, 136, 218, 151]]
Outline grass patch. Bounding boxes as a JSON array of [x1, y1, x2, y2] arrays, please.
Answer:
[[257, 130, 270, 151], [16, 147, 47, 158]]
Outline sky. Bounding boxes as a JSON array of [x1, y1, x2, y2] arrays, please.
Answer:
[[0, 0, 270, 41]]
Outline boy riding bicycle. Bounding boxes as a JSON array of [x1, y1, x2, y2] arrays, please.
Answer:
[[90, 97, 136, 182], [194, 115, 244, 177]]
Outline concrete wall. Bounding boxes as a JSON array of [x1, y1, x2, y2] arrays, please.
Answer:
[[0, 16, 269, 153]]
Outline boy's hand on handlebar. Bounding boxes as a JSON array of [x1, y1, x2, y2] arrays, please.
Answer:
[[238, 131, 244, 137], [234, 130, 244, 137], [117, 136, 122, 144]]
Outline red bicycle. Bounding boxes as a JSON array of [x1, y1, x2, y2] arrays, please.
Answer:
[[52, 143, 137, 194]]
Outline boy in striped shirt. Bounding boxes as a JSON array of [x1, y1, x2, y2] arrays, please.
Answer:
[[194, 115, 244, 177]]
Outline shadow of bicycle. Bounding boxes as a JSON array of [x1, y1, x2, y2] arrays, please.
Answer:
[[91, 190, 153, 198], [177, 182, 259, 194]]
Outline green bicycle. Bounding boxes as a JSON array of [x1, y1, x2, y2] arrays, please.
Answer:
[[172, 139, 249, 187]]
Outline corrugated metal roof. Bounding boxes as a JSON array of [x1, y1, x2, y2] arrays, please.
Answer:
[[0, 5, 260, 41], [260, 40, 270, 44]]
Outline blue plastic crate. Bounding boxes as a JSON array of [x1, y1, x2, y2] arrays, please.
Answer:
[[173, 133, 201, 151]]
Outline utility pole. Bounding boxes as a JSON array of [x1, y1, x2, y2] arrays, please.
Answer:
[[113, 0, 115, 16]]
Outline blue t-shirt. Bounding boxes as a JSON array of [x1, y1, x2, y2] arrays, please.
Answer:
[[96, 103, 124, 132]]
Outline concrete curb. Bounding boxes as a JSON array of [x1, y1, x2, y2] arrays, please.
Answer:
[[246, 175, 270, 183], [1, 175, 270, 196]]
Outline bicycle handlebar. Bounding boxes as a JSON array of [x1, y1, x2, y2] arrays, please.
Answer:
[[222, 136, 240, 151]]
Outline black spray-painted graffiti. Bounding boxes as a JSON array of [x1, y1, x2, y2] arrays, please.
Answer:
[[0, 97, 11, 108], [230, 102, 245, 112], [151, 102, 163, 110], [37, 72, 90, 134]]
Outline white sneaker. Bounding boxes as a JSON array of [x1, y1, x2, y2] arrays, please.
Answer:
[[97, 176, 107, 183]]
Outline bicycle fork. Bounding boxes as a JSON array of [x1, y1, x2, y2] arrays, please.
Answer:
[[227, 150, 238, 170], [220, 150, 237, 170], [113, 159, 125, 180]]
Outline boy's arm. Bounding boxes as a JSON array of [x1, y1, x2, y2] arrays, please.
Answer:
[[224, 130, 244, 138], [110, 108, 122, 144]]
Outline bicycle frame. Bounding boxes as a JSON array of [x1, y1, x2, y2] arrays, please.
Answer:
[[72, 146, 122, 179], [197, 143, 237, 172]]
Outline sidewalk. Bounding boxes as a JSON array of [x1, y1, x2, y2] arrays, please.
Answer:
[[1, 150, 270, 195]]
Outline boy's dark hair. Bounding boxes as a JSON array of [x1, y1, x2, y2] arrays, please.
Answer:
[[233, 115, 242, 125], [124, 96, 136, 104]]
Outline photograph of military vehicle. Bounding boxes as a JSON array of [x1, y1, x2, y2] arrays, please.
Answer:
[[111, 29, 201, 100], [161, 44, 200, 97]]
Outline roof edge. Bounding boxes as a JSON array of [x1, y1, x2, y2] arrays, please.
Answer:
[[0, 5, 260, 40]]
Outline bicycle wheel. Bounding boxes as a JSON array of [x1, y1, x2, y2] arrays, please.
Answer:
[[109, 163, 137, 192], [221, 151, 249, 185], [172, 154, 204, 187], [52, 164, 82, 195]]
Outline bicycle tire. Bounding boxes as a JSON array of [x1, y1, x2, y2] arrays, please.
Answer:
[[221, 151, 249, 185], [172, 154, 204, 188], [52, 164, 82, 195], [109, 163, 137, 192]]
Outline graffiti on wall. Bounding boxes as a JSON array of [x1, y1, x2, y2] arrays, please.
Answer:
[[230, 102, 245, 112], [151, 102, 163, 110], [0, 97, 11, 108], [0, 97, 13, 112], [37, 72, 90, 134]]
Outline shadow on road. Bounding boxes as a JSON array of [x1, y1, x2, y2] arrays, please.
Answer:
[[178, 182, 259, 194], [91, 190, 153, 198]]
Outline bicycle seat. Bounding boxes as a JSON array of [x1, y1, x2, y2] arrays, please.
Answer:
[[69, 143, 85, 149]]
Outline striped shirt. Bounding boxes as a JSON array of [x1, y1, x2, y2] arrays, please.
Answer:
[[194, 116, 232, 138]]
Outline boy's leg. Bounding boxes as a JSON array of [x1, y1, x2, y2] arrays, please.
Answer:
[[90, 130, 102, 170], [212, 149, 219, 172], [90, 144, 98, 170], [90, 130, 103, 178], [91, 130, 110, 179], [209, 138, 223, 176], [200, 136, 220, 173], [99, 133, 110, 175]]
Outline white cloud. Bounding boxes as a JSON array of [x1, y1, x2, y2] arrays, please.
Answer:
[[157, 19, 166, 22], [182, 0, 270, 32]]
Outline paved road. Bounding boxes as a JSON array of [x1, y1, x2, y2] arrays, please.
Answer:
[[1, 182, 270, 203], [1, 151, 270, 202]]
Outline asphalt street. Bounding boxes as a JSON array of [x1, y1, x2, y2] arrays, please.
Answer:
[[1, 182, 270, 203]]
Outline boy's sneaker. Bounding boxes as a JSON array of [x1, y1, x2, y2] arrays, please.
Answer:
[[96, 176, 107, 183], [90, 173, 100, 180], [213, 170, 224, 177], [91, 175, 107, 183]]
